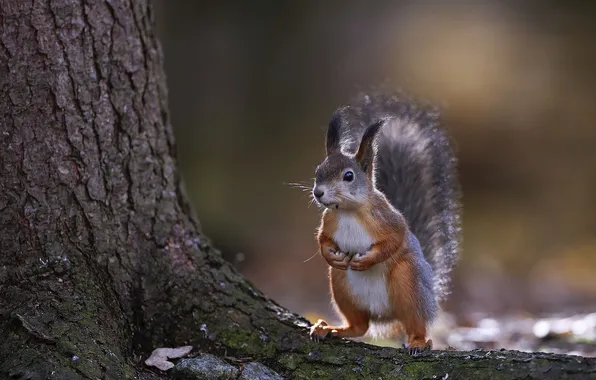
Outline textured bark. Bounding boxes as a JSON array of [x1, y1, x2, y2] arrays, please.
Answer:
[[0, 1, 595, 379], [0, 0, 186, 377]]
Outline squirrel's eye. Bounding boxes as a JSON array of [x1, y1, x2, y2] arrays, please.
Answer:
[[343, 171, 354, 182]]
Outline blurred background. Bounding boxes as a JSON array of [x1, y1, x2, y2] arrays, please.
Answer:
[[153, 0, 596, 353]]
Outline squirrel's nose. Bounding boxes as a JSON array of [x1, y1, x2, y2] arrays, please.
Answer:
[[313, 188, 324, 198]]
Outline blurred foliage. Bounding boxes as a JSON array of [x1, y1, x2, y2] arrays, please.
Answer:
[[153, 0, 596, 323]]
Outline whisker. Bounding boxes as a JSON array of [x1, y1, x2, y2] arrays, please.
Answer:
[[287, 183, 310, 189], [284, 181, 313, 189], [284, 178, 323, 209], [297, 193, 312, 202], [303, 250, 320, 263]]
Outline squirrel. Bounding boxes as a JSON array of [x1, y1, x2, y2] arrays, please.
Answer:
[[308, 89, 461, 355]]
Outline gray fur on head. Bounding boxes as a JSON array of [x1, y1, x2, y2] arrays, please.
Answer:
[[333, 88, 462, 303]]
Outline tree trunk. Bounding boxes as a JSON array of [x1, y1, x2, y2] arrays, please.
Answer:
[[0, 1, 595, 379]]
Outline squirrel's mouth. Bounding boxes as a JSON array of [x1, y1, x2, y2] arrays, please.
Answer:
[[320, 202, 339, 210], [314, 195, 340, 210]]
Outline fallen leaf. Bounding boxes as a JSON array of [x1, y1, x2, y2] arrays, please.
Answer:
[[145, 346, 193, 371]]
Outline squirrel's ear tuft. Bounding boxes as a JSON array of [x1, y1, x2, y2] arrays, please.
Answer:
[[326, 106, 348, 156], [355, 119, 385, 173]]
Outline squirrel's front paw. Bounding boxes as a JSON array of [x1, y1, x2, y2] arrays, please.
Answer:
[[326, 249, 350, 270], [309, 319, 331, 342], [349, 252, 373, 271]]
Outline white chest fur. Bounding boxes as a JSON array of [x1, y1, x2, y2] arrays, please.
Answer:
[[332, 212, 391, 318], [333, 212, 374, 254]]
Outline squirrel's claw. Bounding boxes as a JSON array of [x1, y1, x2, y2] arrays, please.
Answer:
[[309, 319, 330, 342], [402, 343, 422, 356], [402, 339, 432, 357]]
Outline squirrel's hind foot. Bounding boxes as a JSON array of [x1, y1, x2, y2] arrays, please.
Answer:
[[402, 339, 432, 356]]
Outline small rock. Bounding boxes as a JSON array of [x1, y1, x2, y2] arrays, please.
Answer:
[[239, 362, 284, 380], [172, 354, 238, 380]]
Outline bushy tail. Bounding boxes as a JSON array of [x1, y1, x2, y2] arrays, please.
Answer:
[[339, 89, 462, 302]]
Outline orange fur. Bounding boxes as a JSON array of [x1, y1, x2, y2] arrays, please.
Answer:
[[310, 268, 370, 339], [311, 191, 432, 352], [387, 251, 430, 349]]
